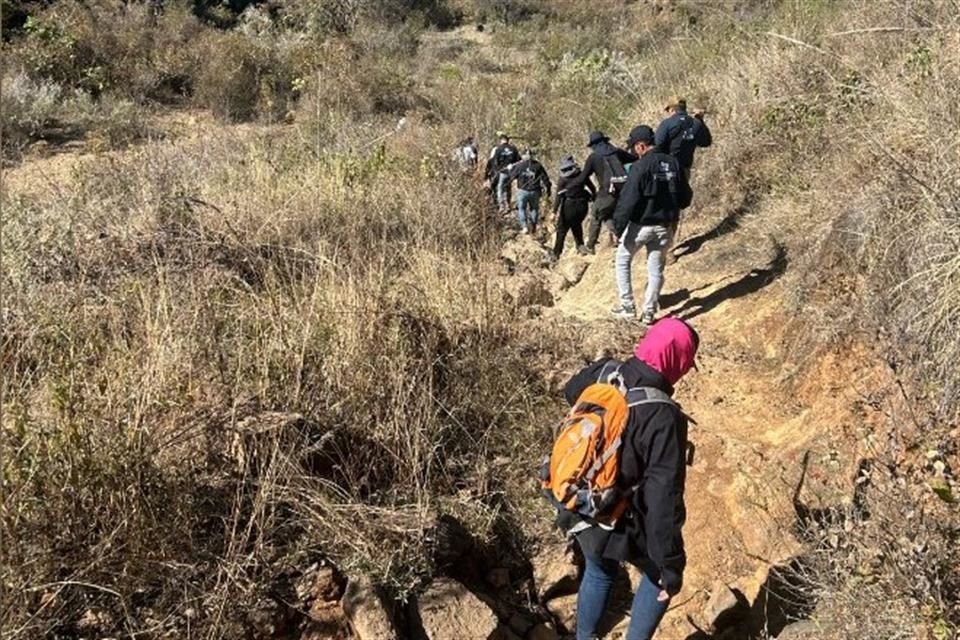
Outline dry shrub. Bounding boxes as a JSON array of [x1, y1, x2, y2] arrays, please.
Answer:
[[6, 2, 204, 102], [0, 119, 565, 636], [787, 411, 959, 639], [0, 71, 153, 159], [0, 72, 61, 154]]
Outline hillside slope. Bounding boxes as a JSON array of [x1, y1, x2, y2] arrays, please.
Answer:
[[2, 1, 958, 639]]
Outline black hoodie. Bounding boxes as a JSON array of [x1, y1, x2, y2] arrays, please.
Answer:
[[611, 150, 691, 238], [508, 158, 552, 195], [560, 356, 688, 594], [567, 141, 637, 208]]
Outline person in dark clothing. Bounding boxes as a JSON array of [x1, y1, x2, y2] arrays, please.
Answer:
[[654, 97, 712, 177], [483, 154, 498, 200], [552, 156, 595, 258], [560, 318, 698, 640], [567, 130, 638, 254], [489, 132, 521, 212], [508, 149, 551, 234], [610, 125, 692, 324]]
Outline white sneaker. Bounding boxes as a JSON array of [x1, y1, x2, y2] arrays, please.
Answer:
[[521, 226, 530, 234]]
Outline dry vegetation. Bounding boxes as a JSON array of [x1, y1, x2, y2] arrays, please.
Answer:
[[1, 0, 958, 638]]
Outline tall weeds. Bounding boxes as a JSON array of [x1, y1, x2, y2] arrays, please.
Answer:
[[2, 0, 959, 637]]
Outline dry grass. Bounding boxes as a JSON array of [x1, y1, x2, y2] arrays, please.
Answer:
[[2, 0, 959, 637], [1, 114, 570, 634]]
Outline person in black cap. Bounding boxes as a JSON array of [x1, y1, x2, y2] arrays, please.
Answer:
[[566, 130, 637, 254], [552, 156, 595, 258], [610, 125, 692, 324]]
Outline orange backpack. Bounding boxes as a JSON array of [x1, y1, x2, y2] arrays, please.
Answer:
[[541, 364, 675, 528]]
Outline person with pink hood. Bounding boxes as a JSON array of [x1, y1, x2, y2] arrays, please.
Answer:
[[559, 317, 698, 640]]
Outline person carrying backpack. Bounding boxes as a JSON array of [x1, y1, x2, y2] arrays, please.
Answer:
[[490, 131, 521, 212], [508, 149, 552, 234], [542, 317, 699, 640], [552, 156, 595, 258], [654, 97, 712, 179], [567, 130, 637, 254], [610, 125, 692, 324]]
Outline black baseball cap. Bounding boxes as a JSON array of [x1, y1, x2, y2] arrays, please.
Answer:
[[625, 125, 655, 147]]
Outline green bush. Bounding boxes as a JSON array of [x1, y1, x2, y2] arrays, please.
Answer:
[[474, 0, 545, 23], [15, 14, 107, 95]]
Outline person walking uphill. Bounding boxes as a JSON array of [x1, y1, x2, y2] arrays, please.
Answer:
[[508, 149, 551, 234], [489, 132, 521, 212], [546, 318, 699, 640], [655, 97, 712, 178], [567, 130, 637, 254], [611, 126, 691, 324], [552, 156, 595, 258]]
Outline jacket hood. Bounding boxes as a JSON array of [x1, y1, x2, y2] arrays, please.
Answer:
[[587, 130, 609, 147], [592, 140, 621, 157], [620, 357, 673, 395], [633, 318, 699, 385]]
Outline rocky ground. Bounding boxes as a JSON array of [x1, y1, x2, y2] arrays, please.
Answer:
[[273, 197, 889, 639]]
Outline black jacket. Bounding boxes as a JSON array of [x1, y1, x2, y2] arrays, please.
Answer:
[[654, 111, 712, 170], [567, 141, 637, 196], [612, 151, 691, 238], [509, 159, 552, 195], [490, 142, 521, 172], [553, 171, 596, 213], [560, 356, 688, 594]]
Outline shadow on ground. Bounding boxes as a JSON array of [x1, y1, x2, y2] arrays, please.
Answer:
[[681, 557, 817, 640], [673, 194, 758, 261], [672, 243, 788, 321]]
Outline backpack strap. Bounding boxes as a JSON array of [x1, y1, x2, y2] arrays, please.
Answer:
[[627, 386, 698, 425], [596, 362, 627, 394], [626, 386, 676, 408], [601, 155, 628, 192]]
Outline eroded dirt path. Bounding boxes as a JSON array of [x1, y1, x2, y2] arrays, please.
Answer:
[[532, 200, 880, 638]]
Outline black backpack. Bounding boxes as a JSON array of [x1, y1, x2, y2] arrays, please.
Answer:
[[596, 154, 629, 208], [494, 143, 519, 172], [643, 156, 692, 218]]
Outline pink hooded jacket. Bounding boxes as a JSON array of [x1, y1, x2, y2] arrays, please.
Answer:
[[633, 317, 699, 385]]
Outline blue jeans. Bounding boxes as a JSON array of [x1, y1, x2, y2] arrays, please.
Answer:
[[516, 189, 540, 229], [575, 548, 669, 640], [497, 172, 512, 208]]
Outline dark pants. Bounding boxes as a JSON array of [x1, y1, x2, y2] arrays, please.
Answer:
[[554, 198, 589, 256], [586, 200, 617, 250]]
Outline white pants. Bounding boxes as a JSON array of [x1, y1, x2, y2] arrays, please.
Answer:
[[615, 223, 673, 314]]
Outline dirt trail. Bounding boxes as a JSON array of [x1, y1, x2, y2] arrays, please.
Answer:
[[528, 199, 881, 637]]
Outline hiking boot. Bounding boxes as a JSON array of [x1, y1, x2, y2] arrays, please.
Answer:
[[576, 245, 589, 256], [640, 310, 656, 325], [610, 304, 637, 320], [584, 245, 596, 255]]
